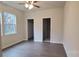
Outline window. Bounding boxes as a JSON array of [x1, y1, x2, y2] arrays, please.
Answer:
[[0, 13, 3, 36], [4, 12, 16, 35], [0, 13, 2, 24], [0, 13, 2, 26]]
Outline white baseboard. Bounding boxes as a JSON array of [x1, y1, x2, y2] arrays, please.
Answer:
[[34, 40, 42, 42], [50, 40, 63, 44], [63, 44, 68, 57]]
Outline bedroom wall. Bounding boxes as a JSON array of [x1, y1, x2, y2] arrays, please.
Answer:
[[25, 7, 64, 43], [64, 2, 79, 56], [0, 4, 26, 49]]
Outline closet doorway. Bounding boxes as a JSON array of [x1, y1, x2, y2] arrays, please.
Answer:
[[43, 18, 51, 42], [28, 19, 34, 41]]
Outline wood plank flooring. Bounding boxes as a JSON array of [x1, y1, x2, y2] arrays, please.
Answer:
[[2, 41, 67, 57]]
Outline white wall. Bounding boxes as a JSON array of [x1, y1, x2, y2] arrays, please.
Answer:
[[64, 2, 79, 57], [25, 7, 64, 43], [0, 4, 26, 49]]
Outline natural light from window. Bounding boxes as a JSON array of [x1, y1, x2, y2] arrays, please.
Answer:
[[4, 12, 16, 35], [0, 13, 3, 36]]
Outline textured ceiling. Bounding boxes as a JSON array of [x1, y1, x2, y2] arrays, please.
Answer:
[[2, 1, 65, 11]]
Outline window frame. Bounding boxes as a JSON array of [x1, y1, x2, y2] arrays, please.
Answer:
[[0, 13, 3, 36], [3, 12, 17, 36]]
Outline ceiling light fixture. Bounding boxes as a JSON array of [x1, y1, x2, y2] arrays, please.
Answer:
[[25, 1, 34, 10], [25, 3, 29, 8], [29, 4, 34, 10]]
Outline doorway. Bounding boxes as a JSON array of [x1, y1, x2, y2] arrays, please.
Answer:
[[43, 18, 51, 42], [28, 19, 34, 41]]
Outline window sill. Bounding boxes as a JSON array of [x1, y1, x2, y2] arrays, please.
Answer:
[[5, 32, 16, 36]]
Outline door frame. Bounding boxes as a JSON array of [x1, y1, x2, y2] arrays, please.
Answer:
[[27, 19, 34, 41], [42, 18, 51, 42]]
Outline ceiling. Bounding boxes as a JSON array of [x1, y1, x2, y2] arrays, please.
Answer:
[[2, 1, 65, 12]]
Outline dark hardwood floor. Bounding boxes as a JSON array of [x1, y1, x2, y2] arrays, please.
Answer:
[[2, 41, 67, 57]]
